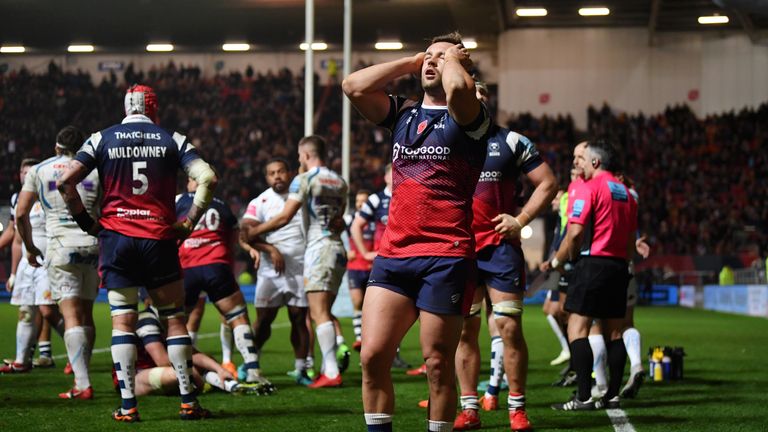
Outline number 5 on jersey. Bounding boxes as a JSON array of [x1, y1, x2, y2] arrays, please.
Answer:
[[132, 161, 148, 195]]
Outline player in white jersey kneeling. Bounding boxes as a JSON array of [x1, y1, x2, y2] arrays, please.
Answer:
[[244, 136, 349, 389], [14, 127, 100, 399]]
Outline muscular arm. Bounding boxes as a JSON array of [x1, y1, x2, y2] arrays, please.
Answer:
[[240, 219, 285, 273], [244, 199, 302, 242], [10, 231, 21, 276], [342, 54, 424, 124], [15, 190, 43, 265], [180, 159, 219, 229], [552, 223, 584, 269], [443, 45, 481, 126], [518, 163, 558, 226]]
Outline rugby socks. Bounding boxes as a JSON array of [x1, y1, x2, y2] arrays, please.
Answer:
[[508, 392, 526, 410], [167, 335, 197, 404], [220, 323, 233, 363], [233, 324, 260, 380], [427, 420, 452, 431], [188, 331, 198, 347], [623, 327, 643, 373], [316, 321, 339, 378], [547, 314, 570, 353], [83, 325, 95, 367], [486, 336, 504, 396], [353, 311, 363, 342], [336, 334, 346, 347], [295, 358, 307, 373], [111, 330, 138, 410], [606, 339, 627, 399], [365, 413, 393, 432], [204, 371, 238, 392], [39, 341, 52, 359], [64, 326, 91, 389], [588, 334, 608, 390], [15, 319, 36, 365], [460, 392, 479, 411], [569, 338, 593, 402]]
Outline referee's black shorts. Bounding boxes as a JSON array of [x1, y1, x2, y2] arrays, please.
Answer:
[[564, 256, 630, 319]]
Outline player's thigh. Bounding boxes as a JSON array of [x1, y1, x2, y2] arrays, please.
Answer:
[[148, 279, 186, 307], [418, 309, 464, 361], [361, 286, 418, 358], [11, 260, 35, 306]]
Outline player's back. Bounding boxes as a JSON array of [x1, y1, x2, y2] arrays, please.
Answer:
[[289, 166, 347, 247], [78, 115, 196, 240], [176, 193, 238, 269], [29, 155, 100, 248], [472, 126, 543, 250]]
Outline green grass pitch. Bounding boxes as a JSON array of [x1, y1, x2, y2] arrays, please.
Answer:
[[0, 303, 766, 431]]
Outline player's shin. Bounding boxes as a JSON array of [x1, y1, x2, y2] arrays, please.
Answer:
[[111, 330, 139, 410], [16, 306, 38, 365], [64, 326, 91, 389]]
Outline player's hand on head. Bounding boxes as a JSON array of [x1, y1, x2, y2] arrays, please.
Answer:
[[446, 44, 472, 70], [269, 248, 285, 275], [492, 214, 522, 239], [412, 52, 426, 72]]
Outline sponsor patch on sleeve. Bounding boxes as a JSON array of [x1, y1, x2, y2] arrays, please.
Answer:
[[572, 199, 585, 217], [607, 182, 628, 202]]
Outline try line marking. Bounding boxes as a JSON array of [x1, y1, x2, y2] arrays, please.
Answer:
[[51, 322, 291, 360], [606, 408, 637, 432]]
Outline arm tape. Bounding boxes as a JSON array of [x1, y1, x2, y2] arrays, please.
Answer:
[[186, 159, 216, 209]]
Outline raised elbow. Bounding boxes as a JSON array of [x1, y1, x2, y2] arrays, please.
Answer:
[[342, 77, 364, 99]]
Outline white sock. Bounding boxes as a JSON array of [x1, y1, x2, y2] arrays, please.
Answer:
[[460, 392, 479, 411], [306, 355, 315, 370], [15, 320, 36, 364], [295, 358, 306, 372], [336, 334, 346, 347], [488, 336, 504, 390], [547, 314, 569, 352], [508, 392, 526, 410], [220, 323, 233, 363], [588, 334, 608, 389], [83, 326, 95, 368], [353, 311, 363, 342], [427, 420, 452, 431], [167, 335, 197, 404], [233, 324, 260, 381], [65, 326, 91, 389], [317, 321, 339, 378], [188, 331, 198, 347], [111, 330, 138, 409], [623, 327, 643, 373], [364, 413, 392, 425], [204, 371, 238, 392]]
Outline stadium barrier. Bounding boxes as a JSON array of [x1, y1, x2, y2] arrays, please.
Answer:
[[702, 285, 768, 318]]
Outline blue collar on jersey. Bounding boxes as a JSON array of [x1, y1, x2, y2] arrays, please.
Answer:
[[122, 114, 154, 124]]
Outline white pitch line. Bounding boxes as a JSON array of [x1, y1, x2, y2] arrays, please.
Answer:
[[51, 322, 291, 360], [606, 408, 637, 432]]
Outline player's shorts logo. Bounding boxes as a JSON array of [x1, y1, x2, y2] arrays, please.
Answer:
[[450, 293, 460, 304]]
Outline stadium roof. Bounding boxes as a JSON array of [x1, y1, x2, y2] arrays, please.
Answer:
[[1, 0, 767, 53]]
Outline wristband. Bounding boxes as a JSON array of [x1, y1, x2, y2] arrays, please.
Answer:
[[72, 210, 95, 233], [551, 257, 561, 269]]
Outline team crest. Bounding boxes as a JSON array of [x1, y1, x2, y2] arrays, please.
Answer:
[[489, 141, 501, 157], [416, 120, 428, 134]]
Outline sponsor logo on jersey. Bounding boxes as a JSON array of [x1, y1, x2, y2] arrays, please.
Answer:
[[114, 131, 162, 140], [488, 141, 501, 157], [417, 120, 428, 134], [478, 170, 502, 182], [392, 142, 451, 162], [572, 199, 585, 217]]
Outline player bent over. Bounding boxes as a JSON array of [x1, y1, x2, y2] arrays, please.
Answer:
[[176, 178, 275, 393], [59, 85, 217, 421]]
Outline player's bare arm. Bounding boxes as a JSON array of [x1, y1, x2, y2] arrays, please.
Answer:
[[342, 53, 424, 124], [493, 163, 558, 239], [443, 44, 481, 126], [58, 159, 102, 236], [544, 222, 585, 273], [246, 199, 302, 240], [351, 214, 376, 261], [15, 190, 44, 267], [240, 219, 285, 274], [177, 160, 219, 239], [5, 231, 21, 293]]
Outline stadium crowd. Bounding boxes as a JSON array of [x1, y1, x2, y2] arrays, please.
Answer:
[[1, 62, 766, 260]]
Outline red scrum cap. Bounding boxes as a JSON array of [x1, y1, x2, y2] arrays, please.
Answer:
[[124, 84, 158, 122]]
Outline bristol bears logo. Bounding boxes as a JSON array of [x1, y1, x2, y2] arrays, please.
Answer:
[[488, 141, 501, 157], [416, 120, 428, 135]]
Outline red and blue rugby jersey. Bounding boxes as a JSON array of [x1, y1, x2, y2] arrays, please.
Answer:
[[75, 114, 201, 240], [472, 126, 544, 251], [176, 193, 238, 269], [345, 212, 375, 271], [358, 188, 391, 251], [377, 96, 490, 258]]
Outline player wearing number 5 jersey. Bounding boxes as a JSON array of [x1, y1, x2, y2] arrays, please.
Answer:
[[58, 85, 217, 422], [243, 135, 349, 389], [176, 180, 271, 392]]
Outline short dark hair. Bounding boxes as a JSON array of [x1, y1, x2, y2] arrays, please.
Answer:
[[299, 135, 327, 162], [356, 189, 371, 197], [430, 31, 463, 45], [20, 158, 40, 168], [585, 139, 621, 172], [264, 157, 291, 174], [56, 125, 85, 156]]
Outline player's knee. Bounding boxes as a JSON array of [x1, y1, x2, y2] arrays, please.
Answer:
[[424, 355, 451, 383], [19, 305, 37, 323], [223, 304, 248, 324], [493, 300, 523, 320], [155, 303, 186, 321], [108, 288, 139, 317]]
